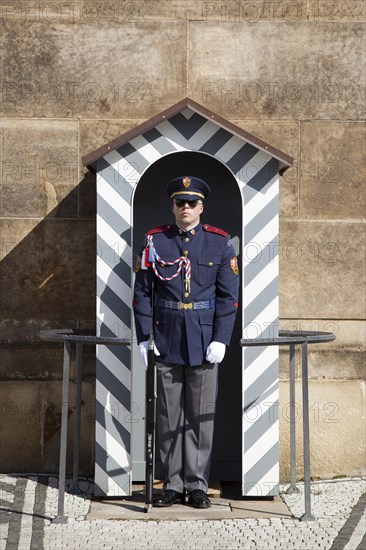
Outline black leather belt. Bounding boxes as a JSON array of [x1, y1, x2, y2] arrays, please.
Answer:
[[158, 299, 215, 311]]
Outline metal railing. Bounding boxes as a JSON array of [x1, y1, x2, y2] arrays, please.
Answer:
[[240, 330, 336, 521], [39, 329, 130, 524], [40, 328, 335, 523]]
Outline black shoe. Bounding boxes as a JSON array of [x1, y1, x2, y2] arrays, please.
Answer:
[[188, 489, 211, 509], [153, 489, 185, 507]]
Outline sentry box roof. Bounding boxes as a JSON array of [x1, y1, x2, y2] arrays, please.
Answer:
[[82, 97, 294, 174]]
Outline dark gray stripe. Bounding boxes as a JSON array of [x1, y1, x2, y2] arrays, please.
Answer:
[[94, 442, 130, 497], [244, 442, 279, 497], [356, 532, 366, 550], [30, 477, 48, 550], [244, 401, 278, 453], [244, 236, 279, 287], [96, 399, 131, 454], [143, 128, 177, 155], [244, 277, 278, 325], [97, 275, 131, 329], [245, 194, 279, 245], [116, 143, 150, 175], [199, 127, 232, 155], [5, 477, 26, 550], [96, 358, 131, 417], [97, 194, 131, 239], [227, 143, 258, 174], [243, 158, 279, 203], [244, 358, 278, 409], [169, 112, 207, 140], [97, 235, 132, 287], [330, 492, 366, 550], [98, 157, 133, 204]]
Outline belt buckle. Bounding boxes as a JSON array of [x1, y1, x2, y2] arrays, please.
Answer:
[[179, 301, 193, 310]]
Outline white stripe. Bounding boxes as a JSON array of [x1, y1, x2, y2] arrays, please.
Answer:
[[244, 296, 279, 336], [98, 175, 131, 224], [18, 477, 36, 548], [243, 418, 279, 474], [94, 463, 130, 497], [96, 297, 130, 338], [244, 267, 278, 310], [241, 150, 273, 184], [181, 107, 195, 119], [186, 119, 220, 149], [244, 463, 280, 497], [243, 177, 278, 225], [97, 214, 132, 261], [243, 214, 279, 253], [129, 135, 163, 164], [243, 346, 278, 387], [155, 120, 190, 150], [97, 346, 131, 392], [96, 417, 131, 471], [215, 135, 247, 163], [97, 257, 130, 303], [344, 509, 366, 549], [104, 150, 141, 185]]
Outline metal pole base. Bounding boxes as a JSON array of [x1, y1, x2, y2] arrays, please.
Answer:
[[52, 515, 68, 524], [286, 484, 301, 495], [144, 504, 153, 513], [300, 512, 316, 522]]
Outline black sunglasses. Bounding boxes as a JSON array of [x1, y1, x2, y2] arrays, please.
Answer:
[[174, 199, 201, 208]]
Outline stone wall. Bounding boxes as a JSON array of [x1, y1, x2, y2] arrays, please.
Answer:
[[1, 1, 365, 479]]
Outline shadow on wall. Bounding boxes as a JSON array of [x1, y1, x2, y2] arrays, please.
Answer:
[[0, 172, 97, 474]]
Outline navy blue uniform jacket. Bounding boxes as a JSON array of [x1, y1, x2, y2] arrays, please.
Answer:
[[133, 222, 239, 367]]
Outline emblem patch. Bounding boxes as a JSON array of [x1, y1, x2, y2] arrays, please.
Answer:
[[135, 255, 142, 273], [230, 257, 239, 275], [182, 177, 191, 188]]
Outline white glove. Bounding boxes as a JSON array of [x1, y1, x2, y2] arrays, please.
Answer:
[[138, 340, 160, 368], [205, 341, 226, 364]]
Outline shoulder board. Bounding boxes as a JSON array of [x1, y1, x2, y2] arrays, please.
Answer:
[[202, 224, 228, 237], [147, 224, 172, 235]]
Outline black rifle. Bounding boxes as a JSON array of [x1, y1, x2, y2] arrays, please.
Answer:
[[144, 304, 157, 512]]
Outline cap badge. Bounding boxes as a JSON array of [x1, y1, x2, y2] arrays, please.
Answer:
[[182, 177, 191, 188]]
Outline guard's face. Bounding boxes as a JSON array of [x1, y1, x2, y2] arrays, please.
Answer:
[[172, 199, 204, 228]]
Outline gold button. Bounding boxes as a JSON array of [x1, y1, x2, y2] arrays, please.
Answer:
[[191, 229, 195, 235], [155, 320, 159, 325], [184, 237, 189, 243], [184, 250, 189, 256], [208, 261, 213, 267], [184, 292, 189, 298]]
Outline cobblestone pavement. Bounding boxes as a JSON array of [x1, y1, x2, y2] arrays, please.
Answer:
[[0, 475, 365, 550]]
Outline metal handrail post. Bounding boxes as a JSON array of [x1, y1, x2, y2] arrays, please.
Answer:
[[286, 344, 300, 495], [72, 342, 83, 493], [52, 340, 71, 524], [300, 341, 316, 521]]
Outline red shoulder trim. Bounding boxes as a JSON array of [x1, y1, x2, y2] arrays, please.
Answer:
[[202, 224, 229, 237], [147, 224, 172, 235]]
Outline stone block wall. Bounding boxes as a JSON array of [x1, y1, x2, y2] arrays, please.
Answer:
[[0, 1, 364, 479]]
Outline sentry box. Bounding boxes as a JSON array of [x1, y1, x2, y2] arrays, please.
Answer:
[[83, 97, 293, 498]]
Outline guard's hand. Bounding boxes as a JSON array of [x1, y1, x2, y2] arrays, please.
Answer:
[[138, 340, 160, 368], [205, 341, 226, 364]]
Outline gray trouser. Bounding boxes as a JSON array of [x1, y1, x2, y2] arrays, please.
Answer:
[[155, 361, 219, 494]]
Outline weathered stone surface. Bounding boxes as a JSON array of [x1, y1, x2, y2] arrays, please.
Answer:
[[1, 119, 79, 218], [231, 119, 299, 218], [80, 119, 144, 160], [279, 380, 366, 480], [1, 20, 187, 118], [279, 221, 366, 319], [0, 219, 96, 326], [1, 1, 82, 21], [300, 122, 365, 219], [189, 22, 365, 120]]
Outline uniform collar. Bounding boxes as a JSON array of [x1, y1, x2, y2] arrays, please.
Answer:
[[175, 223, 202, 236]]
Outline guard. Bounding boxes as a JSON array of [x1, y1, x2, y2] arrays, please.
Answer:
[[133, 176, 239, 508]]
